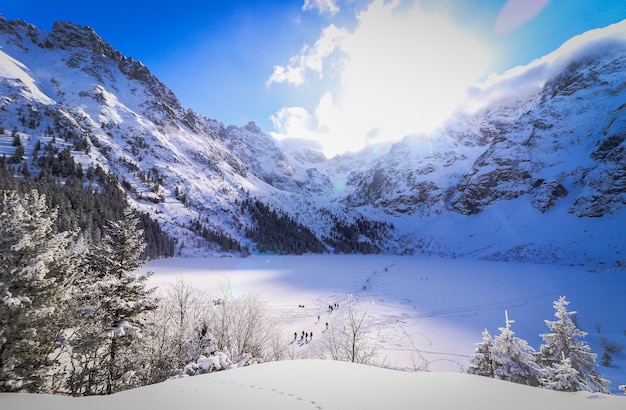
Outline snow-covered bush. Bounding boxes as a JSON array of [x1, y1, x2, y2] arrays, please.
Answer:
[[316, 294, 381, 366], [182, 351, 253, 376], [467, 329, 495, 377], [144, 278, 285, 380]]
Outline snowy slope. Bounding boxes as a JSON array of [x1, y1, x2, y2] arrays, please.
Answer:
[[1, 360, 624, 409], [0, 16, 624, 265], [0, 18, 261, 253]]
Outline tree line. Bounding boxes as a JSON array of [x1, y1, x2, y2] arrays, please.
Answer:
[[242, 199, 393, 255], [324, 215, 392, 254], [186, 216, 246, 254], [243, 199, 326, 254], [1, 149, 176, 259]]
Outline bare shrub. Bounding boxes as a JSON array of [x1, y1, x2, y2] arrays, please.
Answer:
[[316, 294, 382, 366]]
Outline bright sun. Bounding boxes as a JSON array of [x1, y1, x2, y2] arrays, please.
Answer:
[[270, 0, 491, 158], [323, 2, 489, 155]]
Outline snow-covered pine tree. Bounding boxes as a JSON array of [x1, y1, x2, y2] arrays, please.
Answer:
[[70, 207, 157, 395], [467, 329, 495, 377], [491, 311, 542, 386], [0, 190, 77, 392], [538, 296, 610, 393], [542, 355, 589, 392]]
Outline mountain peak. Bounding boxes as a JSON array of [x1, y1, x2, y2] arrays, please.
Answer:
[[243, 121, 262, 134], [44, 21, 123, 62]]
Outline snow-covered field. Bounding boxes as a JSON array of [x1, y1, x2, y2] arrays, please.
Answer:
[[3, 254, 625, 409], [145, 255, 626, 389], [3, 359, 625, 409]]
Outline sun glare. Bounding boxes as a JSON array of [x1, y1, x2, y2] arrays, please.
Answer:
[[270, 0, 491, 157], [329, 1, 489, 153]]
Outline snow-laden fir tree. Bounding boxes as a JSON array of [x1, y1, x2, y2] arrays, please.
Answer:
[[69, 208, 157, 395], [538, 296, 610, 393], [467, 329, 495, 377], [491, 311, 542, 386], [0, 190, 78, 392], [542, 355, 589, 392]]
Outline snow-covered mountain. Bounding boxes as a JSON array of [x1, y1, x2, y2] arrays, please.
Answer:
[[0, 15, 624, 266]]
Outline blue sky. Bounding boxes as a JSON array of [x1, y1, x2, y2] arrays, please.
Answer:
[[3, 0, 626, 156]]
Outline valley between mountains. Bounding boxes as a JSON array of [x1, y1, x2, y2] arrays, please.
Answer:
[[0, 15, 624, 266]]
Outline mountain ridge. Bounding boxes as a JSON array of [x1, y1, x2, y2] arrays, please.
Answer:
[[0, 15, 624, 267]]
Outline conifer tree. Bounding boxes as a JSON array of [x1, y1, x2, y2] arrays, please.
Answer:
[[467, 329, 495, 377], [0, 190, 77, 392], [491, 311, 542, 386], [70, 207, 157, 395], [542, 356, 589, 392], [538, 296, 610, 393]]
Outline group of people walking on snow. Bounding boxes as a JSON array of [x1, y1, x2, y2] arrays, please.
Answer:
[[293, 301, 339, 344], [294, 330, 313, 343]]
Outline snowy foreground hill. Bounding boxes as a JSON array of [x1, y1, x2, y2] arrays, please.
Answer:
[[0, 16, 625, 264], [2, 360, 625, 410], [3, 254, 626, 409]]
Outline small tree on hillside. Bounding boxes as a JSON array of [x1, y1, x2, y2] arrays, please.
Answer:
[[538, 296, 610, 393], [467, 329, 495, 377], [491, 311, 542, 386], [542, 355, 589, 392]]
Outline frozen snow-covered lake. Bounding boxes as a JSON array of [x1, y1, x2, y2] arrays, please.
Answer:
[[144, 255, 626, 391]]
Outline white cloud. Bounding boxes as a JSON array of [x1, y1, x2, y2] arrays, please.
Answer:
[[467, 19, 626, 112], [266, 24, 344, 87], [269, 0, 491, 157], [270, 103, 360, 157], [315, 91, 337, 132], [270, 106, 318, 138], [302, 0, 340, 16]]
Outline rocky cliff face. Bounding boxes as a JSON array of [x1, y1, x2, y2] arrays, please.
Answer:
[[0, 15, 624, 266], [343, 44, 626, 222]]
